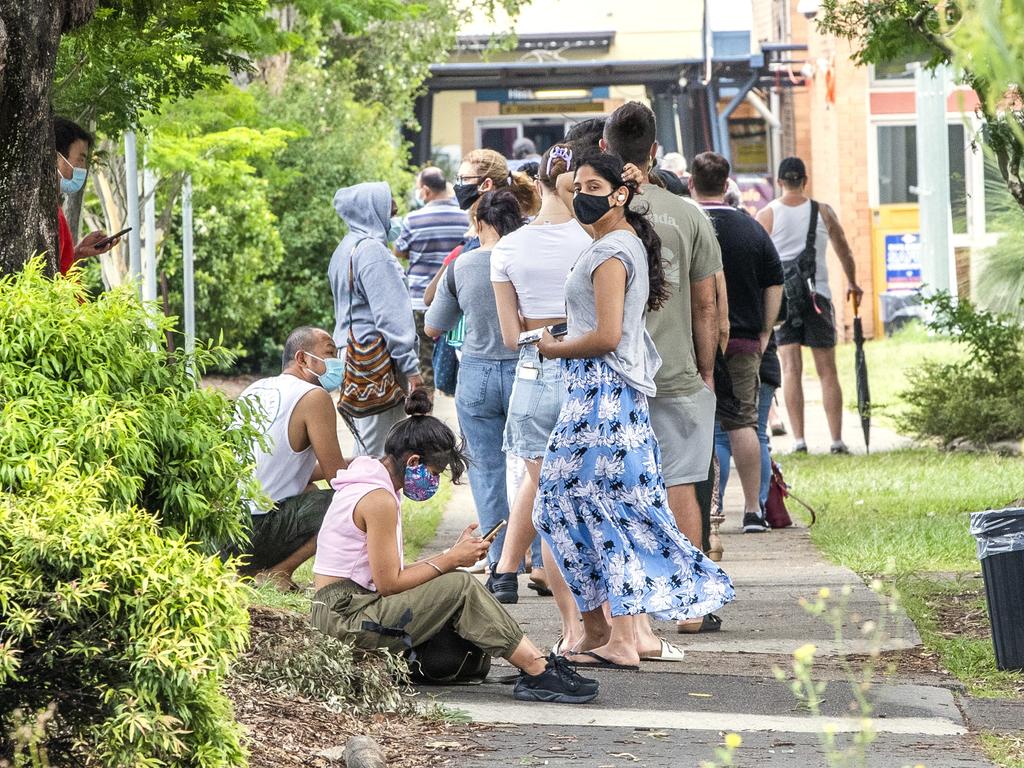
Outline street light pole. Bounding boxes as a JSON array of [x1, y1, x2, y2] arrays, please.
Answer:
[[182, 175, 196, 356], [124, 132, 142, 291], [914, 64, 955, 296]]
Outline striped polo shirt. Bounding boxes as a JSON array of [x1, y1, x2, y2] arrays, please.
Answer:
[[395, 198, 469, 310]]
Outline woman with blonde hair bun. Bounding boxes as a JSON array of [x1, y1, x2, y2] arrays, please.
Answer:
[[454, 149, 540, 218]]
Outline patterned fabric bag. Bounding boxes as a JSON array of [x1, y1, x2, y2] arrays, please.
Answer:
[[338, 241, 406, 418]]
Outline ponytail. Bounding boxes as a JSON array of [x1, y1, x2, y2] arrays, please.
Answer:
[[463, 148, 540, 217], [577, 153, 670, 312]]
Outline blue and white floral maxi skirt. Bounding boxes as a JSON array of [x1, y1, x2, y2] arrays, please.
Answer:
[[533, 357, 735, 621]]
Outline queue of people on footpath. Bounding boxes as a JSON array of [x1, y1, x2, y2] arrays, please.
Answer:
[[48, 105, 861, 706]]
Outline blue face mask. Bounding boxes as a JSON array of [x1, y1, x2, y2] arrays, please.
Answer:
[[58, 157, 87, 195], [403, 462, 440, 502], [304, 352, 344, 392]]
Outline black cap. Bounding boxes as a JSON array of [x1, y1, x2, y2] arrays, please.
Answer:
[[778, 156, 807, 183]]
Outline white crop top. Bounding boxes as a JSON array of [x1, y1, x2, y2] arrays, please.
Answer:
[[489, 219, 593, 319]]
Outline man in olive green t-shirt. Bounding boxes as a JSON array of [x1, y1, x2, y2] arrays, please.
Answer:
[[604, 102, 723, 632]]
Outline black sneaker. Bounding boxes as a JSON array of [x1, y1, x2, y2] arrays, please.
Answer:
[[792, 443, 808, 454], [513, 654, 599, 704], [742, 512, 769, 533], [486, 564, 519, 604], [830, 443, 851, 455]]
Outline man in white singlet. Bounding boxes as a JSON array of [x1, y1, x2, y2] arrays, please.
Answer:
[[756, 157, 863, 455], [235, 326, 349, 590]]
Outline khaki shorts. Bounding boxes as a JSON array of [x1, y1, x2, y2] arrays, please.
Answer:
[[648, 386, 717, 486], [719, 351, 761, 431]]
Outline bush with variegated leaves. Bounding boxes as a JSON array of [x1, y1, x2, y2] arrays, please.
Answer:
[[0, 260, 261, 766]]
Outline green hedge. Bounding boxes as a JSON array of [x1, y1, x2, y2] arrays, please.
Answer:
[[0, 261, 262, 766]]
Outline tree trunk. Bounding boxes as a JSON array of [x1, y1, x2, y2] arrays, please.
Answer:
[[0, 0, 97, 276]]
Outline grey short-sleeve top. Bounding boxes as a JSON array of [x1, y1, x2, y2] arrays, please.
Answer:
[[563, 230, 662, 396]]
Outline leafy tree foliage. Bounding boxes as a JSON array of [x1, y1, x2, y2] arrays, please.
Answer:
[[819, 0, 1024, 213], [54, 0, 266, 134]]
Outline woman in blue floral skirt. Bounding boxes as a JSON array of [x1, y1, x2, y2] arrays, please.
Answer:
[[534, 154, 734, 669]]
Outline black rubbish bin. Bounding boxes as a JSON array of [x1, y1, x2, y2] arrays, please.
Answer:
[[970, 507, 1024, 671]]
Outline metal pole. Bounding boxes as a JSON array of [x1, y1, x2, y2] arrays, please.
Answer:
[[914, 64, 954, 296], [182, 175, 196, 355], [717, 73, 760, 165], [142, 160, 158, 302], [124, 132, 142, 292]]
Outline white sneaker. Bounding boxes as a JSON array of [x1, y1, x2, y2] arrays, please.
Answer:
[[459, 557, 488, 574]]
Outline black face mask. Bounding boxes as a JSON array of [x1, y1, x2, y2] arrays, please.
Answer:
[[453, 182, 481, 211], [573, 191, 613, 225]]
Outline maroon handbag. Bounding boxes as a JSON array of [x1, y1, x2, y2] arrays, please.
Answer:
[[765, 460, 817, 529]]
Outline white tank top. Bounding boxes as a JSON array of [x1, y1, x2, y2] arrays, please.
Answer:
[[240, 374, 320, 513], [767, 199, 832, 300]]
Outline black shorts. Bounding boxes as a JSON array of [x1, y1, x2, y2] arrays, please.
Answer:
[[777, 295, 838, 349], [237, 489, 332, 572]]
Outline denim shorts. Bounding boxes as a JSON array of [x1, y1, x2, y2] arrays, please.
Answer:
[[503, 345, 565, 459]]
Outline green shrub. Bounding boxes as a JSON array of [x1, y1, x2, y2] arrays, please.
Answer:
[[0, 480, 250, 766], [0, 260, 262, 766], [899, 292, 1024, 444], [0, 260, 265, 548]]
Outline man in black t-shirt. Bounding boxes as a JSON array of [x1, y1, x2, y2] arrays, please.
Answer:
[[690, 152, 784, 533]]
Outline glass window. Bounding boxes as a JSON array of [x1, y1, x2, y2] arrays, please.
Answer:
[[872, 52, 923, 83], [480, 126, 519, 157], [876, 124, 969, 233]]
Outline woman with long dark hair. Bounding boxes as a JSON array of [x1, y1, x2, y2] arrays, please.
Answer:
[[424, 190, 526, 570], [533, 153, 734, 669]]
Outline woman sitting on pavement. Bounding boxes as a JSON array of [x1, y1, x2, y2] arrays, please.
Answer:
[[310, 390, 598, 704], [533, 153, 735, 670]]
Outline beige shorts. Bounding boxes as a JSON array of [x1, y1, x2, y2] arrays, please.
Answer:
[[648, 386, 717, 486]]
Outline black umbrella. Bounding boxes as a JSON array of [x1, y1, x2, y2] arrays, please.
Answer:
[[852, 294, 871, 453]]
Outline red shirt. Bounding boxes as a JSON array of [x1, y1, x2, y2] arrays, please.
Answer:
[[57, 208, 76, 276], [442, 244, 463, 267]]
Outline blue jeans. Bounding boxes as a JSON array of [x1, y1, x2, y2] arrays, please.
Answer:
[[715, 382, 776, 511], [455, 355, 541, 566]]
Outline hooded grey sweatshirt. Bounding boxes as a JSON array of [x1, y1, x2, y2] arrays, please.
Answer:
[[329, 182, 419, 378]]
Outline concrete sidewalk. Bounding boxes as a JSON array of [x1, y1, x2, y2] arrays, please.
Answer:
[[412, 397, 999, 767]]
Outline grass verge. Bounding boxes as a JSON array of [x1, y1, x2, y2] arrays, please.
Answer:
[[784, 448, 1023, 700], [980, 731, 1024, 768], [805, 322, 965, 429]]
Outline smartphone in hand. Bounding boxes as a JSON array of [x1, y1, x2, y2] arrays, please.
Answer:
[[93, 226, 133, 250], [480, 520, 507, 543]]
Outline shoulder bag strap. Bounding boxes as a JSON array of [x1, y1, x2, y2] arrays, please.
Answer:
[[346, 238, 370, 342], [801, 200, 820, 285], [444, 260, 457, 296]]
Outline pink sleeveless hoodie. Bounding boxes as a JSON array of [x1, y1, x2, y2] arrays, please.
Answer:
[[312, 456, 404, 591]]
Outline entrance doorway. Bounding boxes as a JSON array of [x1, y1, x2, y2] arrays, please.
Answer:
[[478, 116, 600, 158]]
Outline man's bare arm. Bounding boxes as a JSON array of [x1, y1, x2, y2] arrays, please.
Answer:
[[821, 204, 863, 301], [691, 274, 719, 389], [298, 388, 348, 481]]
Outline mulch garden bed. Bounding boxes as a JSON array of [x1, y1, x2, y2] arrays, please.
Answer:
[[229, 606, 501, 767]]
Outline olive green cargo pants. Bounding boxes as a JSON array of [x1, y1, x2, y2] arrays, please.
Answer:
[[311, 571, 524, 659]]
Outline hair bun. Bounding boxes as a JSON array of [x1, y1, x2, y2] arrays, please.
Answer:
[[404, 388, 433, 417]]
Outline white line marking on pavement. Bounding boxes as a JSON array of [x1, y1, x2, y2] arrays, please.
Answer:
[[449, 703, 967, 736]]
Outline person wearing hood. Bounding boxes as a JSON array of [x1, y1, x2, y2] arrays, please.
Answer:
[[311, 390, 599, 704], [329, 181, 423, 457], [234, 326, 349, 592]]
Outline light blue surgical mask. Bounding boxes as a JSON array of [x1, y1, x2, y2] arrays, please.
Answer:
[[58, 154, 87, 195], [304, 352, 344, 392]]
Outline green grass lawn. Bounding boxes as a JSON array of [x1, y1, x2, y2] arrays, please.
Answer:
[[785, 449, 1024, 701], [805, 323, 966, 429]]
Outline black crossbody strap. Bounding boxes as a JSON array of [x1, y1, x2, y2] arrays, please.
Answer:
[[801, 200, 820, 285], [805, 200, 819, 253], [445, 260, 457, 296]]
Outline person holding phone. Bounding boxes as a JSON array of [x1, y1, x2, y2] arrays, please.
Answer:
[[311, 390, 598, 704], [54, 117, 123, 276], [534, 153, 734, 670], [488, 143, 593, 605], [424, 190, 526, 572]]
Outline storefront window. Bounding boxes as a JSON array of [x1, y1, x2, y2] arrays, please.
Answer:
[[876, 124, 968, 234]]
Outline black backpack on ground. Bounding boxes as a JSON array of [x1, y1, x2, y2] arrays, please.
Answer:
[[406, 624, 491, 685], [781, 200, 820, 328]]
